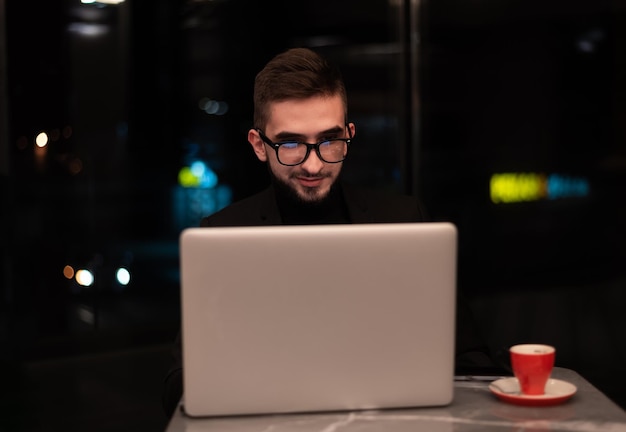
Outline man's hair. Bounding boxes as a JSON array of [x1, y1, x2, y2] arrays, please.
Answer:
[[253, 48, 348, 130]]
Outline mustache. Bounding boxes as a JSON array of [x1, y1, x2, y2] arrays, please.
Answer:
[[289, 170, 332, 179]]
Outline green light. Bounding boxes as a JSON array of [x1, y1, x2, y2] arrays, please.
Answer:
[[178, 167, 200, 188]]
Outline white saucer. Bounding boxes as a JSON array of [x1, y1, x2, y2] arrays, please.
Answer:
[[489, 378, 577, 406]]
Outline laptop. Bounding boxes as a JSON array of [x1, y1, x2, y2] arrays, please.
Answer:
[[179, 222, 457, 417]]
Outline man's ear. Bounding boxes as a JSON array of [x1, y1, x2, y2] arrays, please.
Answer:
[[248, 129, 268, 162]]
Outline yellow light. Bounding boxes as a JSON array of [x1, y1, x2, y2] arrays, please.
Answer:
[[35, 132, 49, 148], [76, 269, 94, 287], [178, 166, 200, 188], [490, 173, 547, 204]]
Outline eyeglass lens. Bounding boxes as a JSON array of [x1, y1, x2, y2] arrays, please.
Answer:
[[278, 140, 347, 165]]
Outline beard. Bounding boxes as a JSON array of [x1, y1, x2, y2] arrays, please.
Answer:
[[268, 165, 339, 210]]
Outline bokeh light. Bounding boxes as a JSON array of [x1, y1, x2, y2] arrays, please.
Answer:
[[116, 268, 131, 285], [63, 265, 75, 279], [35, 132, 49, 148], [75, 269, 94, 287]]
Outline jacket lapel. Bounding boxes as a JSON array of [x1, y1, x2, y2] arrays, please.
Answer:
[[257, 185, 283, 225]]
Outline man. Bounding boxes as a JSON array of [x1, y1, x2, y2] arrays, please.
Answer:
[[162, 47, 494, 417], [199, 47, 424, 227]]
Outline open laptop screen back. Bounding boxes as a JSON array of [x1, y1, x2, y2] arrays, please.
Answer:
[[180, 222, 457, 417]]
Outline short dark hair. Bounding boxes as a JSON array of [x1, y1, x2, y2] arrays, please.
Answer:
[[253, 48, 348, 129]]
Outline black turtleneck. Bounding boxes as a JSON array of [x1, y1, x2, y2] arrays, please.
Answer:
[[272, 178, 351, 225]]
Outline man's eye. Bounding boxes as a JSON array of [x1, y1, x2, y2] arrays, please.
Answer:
[[280, 142, 300, 150]]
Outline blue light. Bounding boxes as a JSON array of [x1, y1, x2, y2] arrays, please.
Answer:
[[190, 161, 205, 177], [547, 174, 590, 200], [178, 160, 218, 188]]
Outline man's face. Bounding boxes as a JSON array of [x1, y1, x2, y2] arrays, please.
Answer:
[[248, 94, 355, 204]]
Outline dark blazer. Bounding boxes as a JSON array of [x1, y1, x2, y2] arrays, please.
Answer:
[[162, 182, 494, 418]]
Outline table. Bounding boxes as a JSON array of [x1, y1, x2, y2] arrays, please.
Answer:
[[165, 368, 626, 431]]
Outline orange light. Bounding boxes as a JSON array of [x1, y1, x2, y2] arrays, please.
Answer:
[[63, 265, 75, 279]]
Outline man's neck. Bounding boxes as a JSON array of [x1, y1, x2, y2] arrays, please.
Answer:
[[272, 180, 350, 225]]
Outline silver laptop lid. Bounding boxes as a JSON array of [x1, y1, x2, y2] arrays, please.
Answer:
[[180, 222, 457, 417]]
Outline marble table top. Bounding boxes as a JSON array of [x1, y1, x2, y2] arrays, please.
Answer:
[[166, 368, 626, 432]]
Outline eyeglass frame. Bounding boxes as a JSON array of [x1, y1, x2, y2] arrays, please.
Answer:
[[255, 125, 352, 166]]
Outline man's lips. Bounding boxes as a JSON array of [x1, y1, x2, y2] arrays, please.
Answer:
[[296, 176, 324, 187]]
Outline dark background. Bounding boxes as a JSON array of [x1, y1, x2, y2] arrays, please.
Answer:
[[1, 0, 625, 430]]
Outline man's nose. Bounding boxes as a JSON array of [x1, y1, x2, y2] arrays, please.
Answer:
[[300, 149, 324, 173]]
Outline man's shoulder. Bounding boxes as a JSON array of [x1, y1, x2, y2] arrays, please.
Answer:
[[349, 184, 417, 204], [341, 182, 428, 223]]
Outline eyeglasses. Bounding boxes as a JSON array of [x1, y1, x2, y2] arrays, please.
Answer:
[[255, 128, 351, 166]]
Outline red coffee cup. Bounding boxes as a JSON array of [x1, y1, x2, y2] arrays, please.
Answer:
[[510, 344, 555, 395]]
